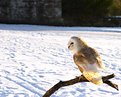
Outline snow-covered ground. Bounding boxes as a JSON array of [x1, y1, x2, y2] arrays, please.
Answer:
[[0, 24, 121, 97]]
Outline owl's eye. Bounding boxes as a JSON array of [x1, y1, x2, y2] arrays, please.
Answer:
[[70, 42, 74, 45]]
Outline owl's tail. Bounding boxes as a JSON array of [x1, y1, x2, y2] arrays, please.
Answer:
[[83, 71, 103, 85]]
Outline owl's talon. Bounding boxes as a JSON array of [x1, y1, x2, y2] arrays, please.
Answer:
[[75, 75, 84, 81]]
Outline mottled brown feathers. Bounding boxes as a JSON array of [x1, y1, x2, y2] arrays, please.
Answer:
[[74, 47, 103, 68]]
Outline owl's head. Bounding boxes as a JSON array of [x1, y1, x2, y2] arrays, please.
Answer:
[[68, 36, 87, 53]]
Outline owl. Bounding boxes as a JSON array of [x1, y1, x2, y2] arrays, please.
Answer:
[[68, 36, 105, 85]]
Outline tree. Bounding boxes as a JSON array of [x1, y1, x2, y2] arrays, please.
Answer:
[[62, 0, 114, 26], [111, 0, 121, 15]]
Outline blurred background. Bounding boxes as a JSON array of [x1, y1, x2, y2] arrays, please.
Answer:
[[0, 0, 121, 26]]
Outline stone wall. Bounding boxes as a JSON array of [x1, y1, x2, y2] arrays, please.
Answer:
[[0, 0, 63, 25]]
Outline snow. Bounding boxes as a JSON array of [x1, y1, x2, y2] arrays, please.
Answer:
[[0, 24, 121, 97]]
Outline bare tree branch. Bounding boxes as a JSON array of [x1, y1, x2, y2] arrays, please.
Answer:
[[43, 74, 118, 97]]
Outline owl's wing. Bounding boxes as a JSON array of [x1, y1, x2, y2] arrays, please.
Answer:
[[96, 56, 105, 69], [91, 48, 105, 69], [80, 47, 105, 69]]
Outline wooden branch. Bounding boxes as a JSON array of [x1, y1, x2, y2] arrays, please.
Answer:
[[43, 74, 118, 97]]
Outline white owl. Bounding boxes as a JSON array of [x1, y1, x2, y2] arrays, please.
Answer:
[[68, 36, 105, 85]]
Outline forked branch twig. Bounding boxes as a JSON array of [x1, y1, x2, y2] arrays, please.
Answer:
[[43, 74, 118, 97]]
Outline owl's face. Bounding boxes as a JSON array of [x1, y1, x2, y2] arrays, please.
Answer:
[[68, 36, 82, 53]]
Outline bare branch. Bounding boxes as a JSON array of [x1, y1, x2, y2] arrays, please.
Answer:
[[43, 74, 118, 97]]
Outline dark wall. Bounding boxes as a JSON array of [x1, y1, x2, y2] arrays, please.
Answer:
[[0, 0, 63, 25]]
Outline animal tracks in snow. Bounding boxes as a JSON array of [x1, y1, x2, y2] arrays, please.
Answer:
[[0, 24, 121, 97]]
